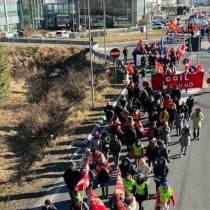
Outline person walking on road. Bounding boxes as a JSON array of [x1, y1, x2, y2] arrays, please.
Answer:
[[146, 138, 158, 169], [190, 107, 204, 140], [179, 124, 191, 157], [122, 173, 136, 194], [159, 122, 171, 148], [109, 135, 122, 166], [70, 197, 89, 210], [41, 199, 57, 210], [91, 131, 100, 152], [174, 109, 184, 136], [155, 141, 170, 163], [133, 173, 148, 210], [156, 182, 176, 210], [63, 161, 82, 202], [123, 192, 137, 210], [123, 47, 128, 64], [131, 139, 144, 168], [186, 95, 194, 120], [136, 158, 150, 180], [99, 131, 110, 160], [153, 157, 169, 192], [119, 157, 136, 178]]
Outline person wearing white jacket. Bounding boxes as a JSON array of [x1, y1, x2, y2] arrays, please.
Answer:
[[136, 158, 150, 180], [124, 193, 137, 210]]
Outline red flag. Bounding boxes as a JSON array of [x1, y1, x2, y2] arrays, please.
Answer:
[[115, 194, 127, 210], [127, 62, 134, 75], [116, 169, 125, 198], [153, 41, 157, 49], [165, 46, 169, 58], [90, 188, 108, 210], [195, 64, 203, 74], [74, 169, 90, 191], [168, 21, 178, 31], [184, 57, 192, 71], [155, 61, 164, 75], [137, 37, 143, 51], [178, 44, 185, 59]]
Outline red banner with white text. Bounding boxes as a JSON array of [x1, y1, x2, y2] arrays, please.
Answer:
[[151, 73, 204, 90]]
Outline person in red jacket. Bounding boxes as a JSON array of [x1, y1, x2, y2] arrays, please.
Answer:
[[163, 94, 173, 110], [156, 182, 176, 210]]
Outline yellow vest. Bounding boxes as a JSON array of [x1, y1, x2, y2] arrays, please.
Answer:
[[159, 186, 173, 203], [135, 181, 147, 195], [132, 144, 144, 156]]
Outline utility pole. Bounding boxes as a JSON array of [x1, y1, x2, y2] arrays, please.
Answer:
[[3, 0, 9, 31], [88, 0, 95, 109], [103, 0, 107, 65]]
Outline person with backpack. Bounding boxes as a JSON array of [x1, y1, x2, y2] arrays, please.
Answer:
[[109, 135, 122, 166]]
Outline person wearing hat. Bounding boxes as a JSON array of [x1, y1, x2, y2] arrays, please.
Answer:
[[179, 124, 191, 157], [122, 173, 135, 194], [153, 157, 169, 192], [133, 173, 148, 210], [70, 196, 89, 210], [63, 161, 82, 202], [190, 107, 204, 140], [156, 182, 176, 210], [91, 131, 100, 152], [42, 199, 57, 210], [131, 139, 144, 168]]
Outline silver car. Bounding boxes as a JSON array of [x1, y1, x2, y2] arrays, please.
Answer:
[[152, 23, 163, 29]]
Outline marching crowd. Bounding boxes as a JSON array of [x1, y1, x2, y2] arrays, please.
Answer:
[[42, 75, 204, 210], [41, 14, 206, 210]]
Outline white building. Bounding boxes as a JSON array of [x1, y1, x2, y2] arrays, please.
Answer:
[[161, 0, 177, 7]]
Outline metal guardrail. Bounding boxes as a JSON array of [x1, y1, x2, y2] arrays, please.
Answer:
[[0, 37, 98, 48]]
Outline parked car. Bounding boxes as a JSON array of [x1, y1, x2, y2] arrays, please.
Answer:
[[1, 31, 14, 38], [55, 30, 69, 39], [152, 23, 163, 29]]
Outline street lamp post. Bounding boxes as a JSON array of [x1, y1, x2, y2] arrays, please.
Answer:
[[145, 1, 148, 40], [3, 0, 9, 31], [103, 0, 107, 65], [88, 0, 95, 109]]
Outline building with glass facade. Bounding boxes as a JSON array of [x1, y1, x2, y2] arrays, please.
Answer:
[[0, 0, 19, 31], [0, 0, 152, 31]]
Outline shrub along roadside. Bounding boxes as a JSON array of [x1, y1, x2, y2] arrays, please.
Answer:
[[9, 46, 111, 184]]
